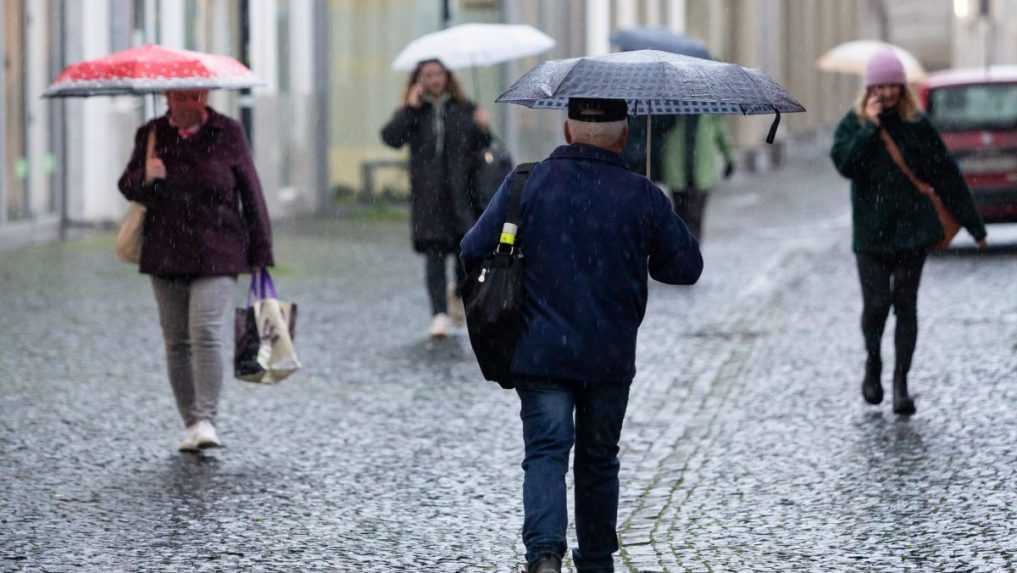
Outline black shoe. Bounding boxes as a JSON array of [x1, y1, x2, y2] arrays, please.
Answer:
[[527, 553, 562, 573], [862, 356, 883, 405], [892, 371, 916, 415]]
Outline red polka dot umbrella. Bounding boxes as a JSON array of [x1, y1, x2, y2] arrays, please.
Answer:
[[43, 44, 264, 98]]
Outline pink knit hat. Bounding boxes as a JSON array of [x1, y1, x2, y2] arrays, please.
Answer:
[[865, 49, 906, 87]]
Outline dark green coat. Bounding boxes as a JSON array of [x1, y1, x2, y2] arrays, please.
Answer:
[[830, 110, 986, 254]]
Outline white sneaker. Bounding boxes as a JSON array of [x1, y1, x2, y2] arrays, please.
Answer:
[[178, 426, 199, 452], [429, 313, 451, 338], [192, 420, 222, 449], [447, 284, 466, 327]]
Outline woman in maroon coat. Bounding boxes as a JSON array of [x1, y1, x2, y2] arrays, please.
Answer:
[[118, 90, 273, 452]]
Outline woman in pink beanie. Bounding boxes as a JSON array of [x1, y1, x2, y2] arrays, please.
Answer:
[[830, 49, 987, 416]]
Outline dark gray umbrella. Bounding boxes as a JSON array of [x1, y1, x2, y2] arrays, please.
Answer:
[[497, 49, 804, 176], [496, 49, 805, 144], [610, 27, 711, 60]]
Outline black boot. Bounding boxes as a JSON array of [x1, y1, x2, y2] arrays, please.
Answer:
[[892, 369, 916, 415], [526, 554, 562, 573], [862, 356, 883, 405]]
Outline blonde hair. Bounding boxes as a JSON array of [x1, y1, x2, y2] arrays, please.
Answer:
[[854, 85, 921, 123], [566, 119, 627, 148]]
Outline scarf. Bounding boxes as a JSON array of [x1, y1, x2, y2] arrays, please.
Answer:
[[169, 109, 209, 139], [422, 92, 451, 157]]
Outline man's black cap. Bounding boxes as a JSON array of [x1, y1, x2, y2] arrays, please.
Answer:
[[567, 98, 628, 123]]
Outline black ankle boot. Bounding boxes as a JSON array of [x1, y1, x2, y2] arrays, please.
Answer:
[[526, 554, 562, 573], [893, 370, 916, 415], [862, 356, 883, 404]]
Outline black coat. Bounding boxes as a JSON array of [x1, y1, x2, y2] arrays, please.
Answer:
[[118, 108, 274, 276], [381, 98, 491, 253], [831, 110, 986, 254]]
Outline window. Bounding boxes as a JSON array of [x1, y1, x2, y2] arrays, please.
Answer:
[[929, 83, 1017, 132]]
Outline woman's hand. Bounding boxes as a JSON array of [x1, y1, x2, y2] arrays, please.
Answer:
[[144, 157, 166, 184], [406, 83, 424, 109], [976, 238, 988, 250], [473, 107, 491, 130], [864, 94, 883, 126]]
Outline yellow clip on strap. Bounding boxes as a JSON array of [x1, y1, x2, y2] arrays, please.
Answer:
[[499, 232, 516, 245]]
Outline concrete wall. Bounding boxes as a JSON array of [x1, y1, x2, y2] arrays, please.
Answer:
[[3, 1, 64, 229], [685, 0, 955, 155], [0, 3, 6, 226], [326, 0, 445, 197], [953, 0, 1017, 68], [63, 0, 139, 224]]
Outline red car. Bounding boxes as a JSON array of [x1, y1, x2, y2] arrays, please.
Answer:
[[918, 67, 1017, 223]]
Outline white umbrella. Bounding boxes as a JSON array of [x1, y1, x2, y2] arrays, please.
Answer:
[[392, 23, 555, 71], [817, 40, 927, 82]]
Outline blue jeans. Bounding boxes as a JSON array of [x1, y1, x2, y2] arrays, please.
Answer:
[[516, 378, 631, 573]]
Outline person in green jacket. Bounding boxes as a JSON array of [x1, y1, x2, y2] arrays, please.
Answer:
[[830, 50, 987, 415], [660, 114, 735, 240]]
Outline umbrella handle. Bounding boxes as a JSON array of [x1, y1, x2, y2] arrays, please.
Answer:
[[646, 115, 652, 179], [766, 108, 781, 144]]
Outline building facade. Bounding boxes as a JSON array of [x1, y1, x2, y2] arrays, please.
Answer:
[[2, 0, 64, 247], [3, 0, 966, 248], [338, 0, 887, 196], [1, 0, 329, 250], [952, 0, 1017, 68]]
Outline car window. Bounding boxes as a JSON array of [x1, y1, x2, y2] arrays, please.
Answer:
[[928, 83, 1017, 131]]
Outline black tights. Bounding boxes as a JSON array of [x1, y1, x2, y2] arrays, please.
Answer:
[[425, 250, 465, 316], [855, 250, 927, 376]]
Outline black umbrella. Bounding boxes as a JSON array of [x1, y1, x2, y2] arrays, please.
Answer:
[[610, 27, 712, 60], [497, 49, 805, 171]]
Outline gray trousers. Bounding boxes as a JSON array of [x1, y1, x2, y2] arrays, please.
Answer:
[[151, 276, 236, 427]]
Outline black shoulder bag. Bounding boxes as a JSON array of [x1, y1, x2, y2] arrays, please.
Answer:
[[462, 162, 536, 389]]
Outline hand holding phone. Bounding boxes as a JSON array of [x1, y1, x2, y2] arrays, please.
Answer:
[[865, 93, 883, 126]]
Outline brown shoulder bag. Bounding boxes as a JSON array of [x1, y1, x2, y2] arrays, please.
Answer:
[[879, 129, 960, 250]]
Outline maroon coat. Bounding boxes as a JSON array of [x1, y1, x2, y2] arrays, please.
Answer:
[[118, 108, 274, 276]]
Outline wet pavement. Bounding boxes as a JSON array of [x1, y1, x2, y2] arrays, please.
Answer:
[[2, 145, 1017, 572]]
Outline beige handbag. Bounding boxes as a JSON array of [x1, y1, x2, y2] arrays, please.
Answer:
[[115, 128, 155, 264]]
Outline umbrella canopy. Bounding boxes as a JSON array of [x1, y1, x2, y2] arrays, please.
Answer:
[[391, 23, 555, 71], [498, 50, 803, 115], [817, 40, 927, 82], [610, 27, 711, 60], [496, 49, 804, 143], [43, 44, 264, 98]]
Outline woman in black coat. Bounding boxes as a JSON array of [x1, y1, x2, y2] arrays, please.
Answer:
[[381, 59, 491, 338]]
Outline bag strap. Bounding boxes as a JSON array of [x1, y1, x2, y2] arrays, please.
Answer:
[[498, 162, 536, 251], [247, 269, 278, 305], [879, 128, 933, 196], [145, 126, 156, 161], [261, 269, 278, 299]]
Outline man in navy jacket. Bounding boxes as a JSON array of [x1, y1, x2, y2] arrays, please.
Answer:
[[461, 98, 703, 573]]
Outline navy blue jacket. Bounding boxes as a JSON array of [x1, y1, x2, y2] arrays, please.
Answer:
[[461, 144, 703, 384]]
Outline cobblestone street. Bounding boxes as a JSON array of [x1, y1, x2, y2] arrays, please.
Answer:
[[2, 147, 1016, 572]]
